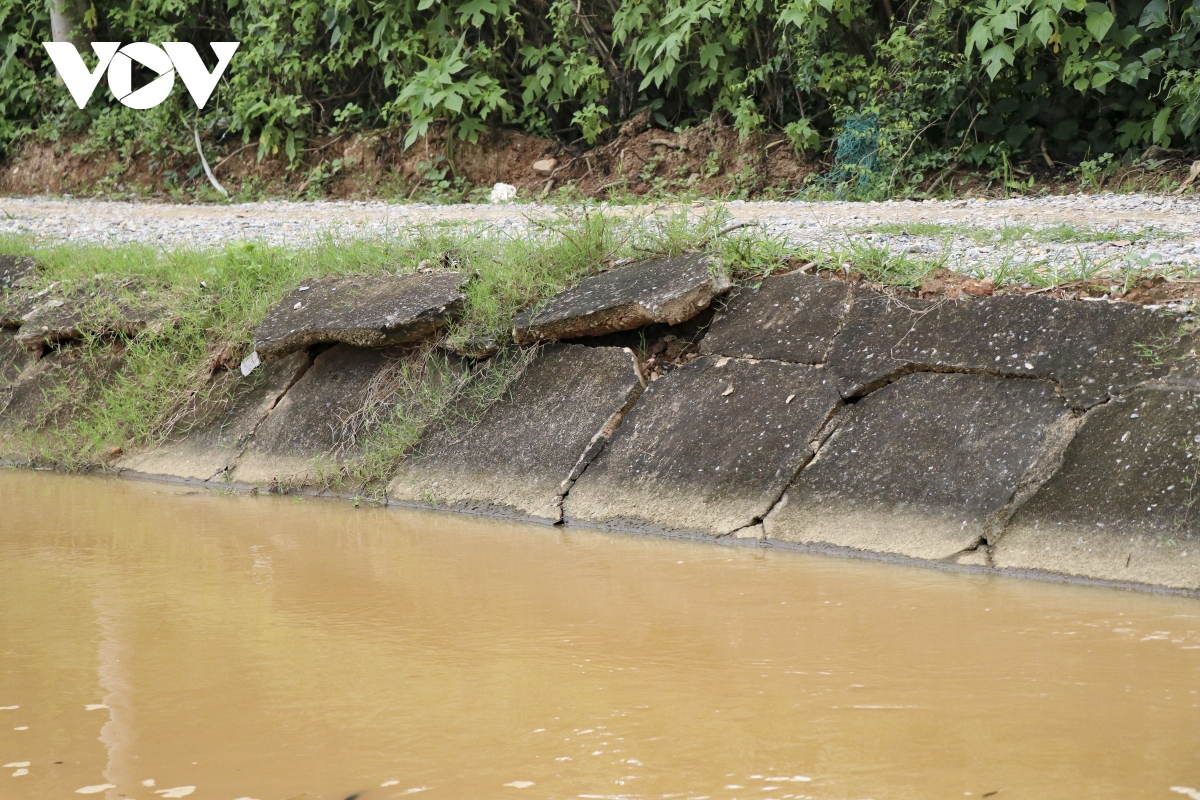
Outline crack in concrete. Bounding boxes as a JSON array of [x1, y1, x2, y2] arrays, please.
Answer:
[[552, 347, 646, 523]]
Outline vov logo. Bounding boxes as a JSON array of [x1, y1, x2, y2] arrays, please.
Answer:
[[42, 42, 239, 110]]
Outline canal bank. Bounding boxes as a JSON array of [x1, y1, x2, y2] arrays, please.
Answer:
[[2, 237, 1199, 594]]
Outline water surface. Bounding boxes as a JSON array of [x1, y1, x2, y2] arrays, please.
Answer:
[[1, 471, 1198, 800]]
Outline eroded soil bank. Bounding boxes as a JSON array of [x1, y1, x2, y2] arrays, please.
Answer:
[[2, 238, 1198, 594], [2, 469, 1199, 799]]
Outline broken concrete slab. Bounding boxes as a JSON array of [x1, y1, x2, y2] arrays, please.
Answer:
[[230, 344, 390, 486], [0, 255, 38, 294], [117, 351, 312, 482], [388, 344, 645, 523], [12, 279, 163, 351], [253, 272, 466, 361], [825, 291, 1180, 407], [995, 386, 1200, 590], [563, 356, 841, 537], [513, 254, 730, 344], [763, 373, 1074, 561], [701, 271, 851, 362]]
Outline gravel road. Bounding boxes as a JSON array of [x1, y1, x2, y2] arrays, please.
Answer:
[[3, 193, 1200, 281]]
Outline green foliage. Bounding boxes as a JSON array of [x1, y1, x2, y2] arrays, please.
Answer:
[[0, 0, 1198, 181]]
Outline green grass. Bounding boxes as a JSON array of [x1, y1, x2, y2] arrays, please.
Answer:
[[853, 221, 1170, 245]]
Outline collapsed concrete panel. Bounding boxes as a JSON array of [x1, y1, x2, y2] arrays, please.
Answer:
[[118, 351, 312, 482], [388, 344, 645, 523], [231, 344, 390, 485], [12, 280, 164, 352], [700, 272, 851, 362], [825, 292, 1179, 407], [253, 272, 467, 360], [764, 373, 1074, 561], [563, 356, 841, 537], [513, 254, 730, 344], [995, 387, 1200, 590]]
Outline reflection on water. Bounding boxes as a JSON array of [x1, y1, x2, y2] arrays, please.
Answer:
[[1, 470, 1198, 800]]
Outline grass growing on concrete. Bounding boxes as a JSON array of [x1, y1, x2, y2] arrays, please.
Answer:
[[0, 205, 749, 474]]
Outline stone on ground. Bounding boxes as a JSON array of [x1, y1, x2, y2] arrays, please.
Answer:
[[118, 351, 312, 482], [764, 373, 1074, 561], [825, 291, 1179, 407], [0, 255, 38, 293], [701, 271, 851, 362], [563, 356, 841, 537], [513, 254, 730, 344], [995, 386, 1200, 590], [253, 272, 467, 361], [388, 344, 644, 523]]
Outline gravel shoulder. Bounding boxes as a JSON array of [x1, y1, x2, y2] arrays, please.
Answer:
[[4, 193, 1200, 279]]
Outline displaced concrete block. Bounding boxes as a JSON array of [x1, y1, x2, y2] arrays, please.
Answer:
[[826, 291, 1180, 408], [253, 272, 467, 361], [388, 344, 645, 523], [513, 254, 731, 344], [701, 271, 851, 362], [12, 279, 163, 351], [995, 387, 1200, 590], [0, 255, 38, 293], [563, 356, 841, 537], [764, 373, 1074, 561], [118, 351, 312, 482], [230, 344, 389, 485]]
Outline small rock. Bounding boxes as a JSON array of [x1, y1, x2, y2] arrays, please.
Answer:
[[532, 158, 557, 175], [489, 183, 517, 203]]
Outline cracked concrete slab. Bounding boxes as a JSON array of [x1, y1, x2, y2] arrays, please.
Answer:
[[764, 373, 1073, 561], [825, 291, 1180, 407], [12, 279, 164, 352], [995, 386, 1200, 590], [253, 271, 467, 360], [0, 255, 38, 294], [388, 344, 644, 523], [117, 350, 312, 482], [231, 344, 390, 486], [563, 356, 841, 537], [701, 271, 851, 362], [513, 254, 730, 344]]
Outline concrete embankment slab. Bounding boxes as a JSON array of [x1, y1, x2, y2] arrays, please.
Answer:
[[231, 344, 389, 485], [118, 351, 312, 482], [253, 272, 466, 360], [825, 292, 1179, 407], [388, 344, 644, 523], [0, 255, 37, 293], [13, 279, 163, 352], [763, 373, 1074, 561], [563, 356, 841, 537], [995, 386, 1200, 590], [700, 272, 851, 362], [0, 329, 32, 388], [513, 254, 730, 344]]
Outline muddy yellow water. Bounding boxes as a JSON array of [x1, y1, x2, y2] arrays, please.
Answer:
[[2, 472, 1199, 800]]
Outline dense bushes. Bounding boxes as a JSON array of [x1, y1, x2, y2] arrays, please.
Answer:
[[1, 0, 1198, 184]]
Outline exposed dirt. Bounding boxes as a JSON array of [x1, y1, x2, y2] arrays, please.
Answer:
[[0, 116, 812, 200]]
